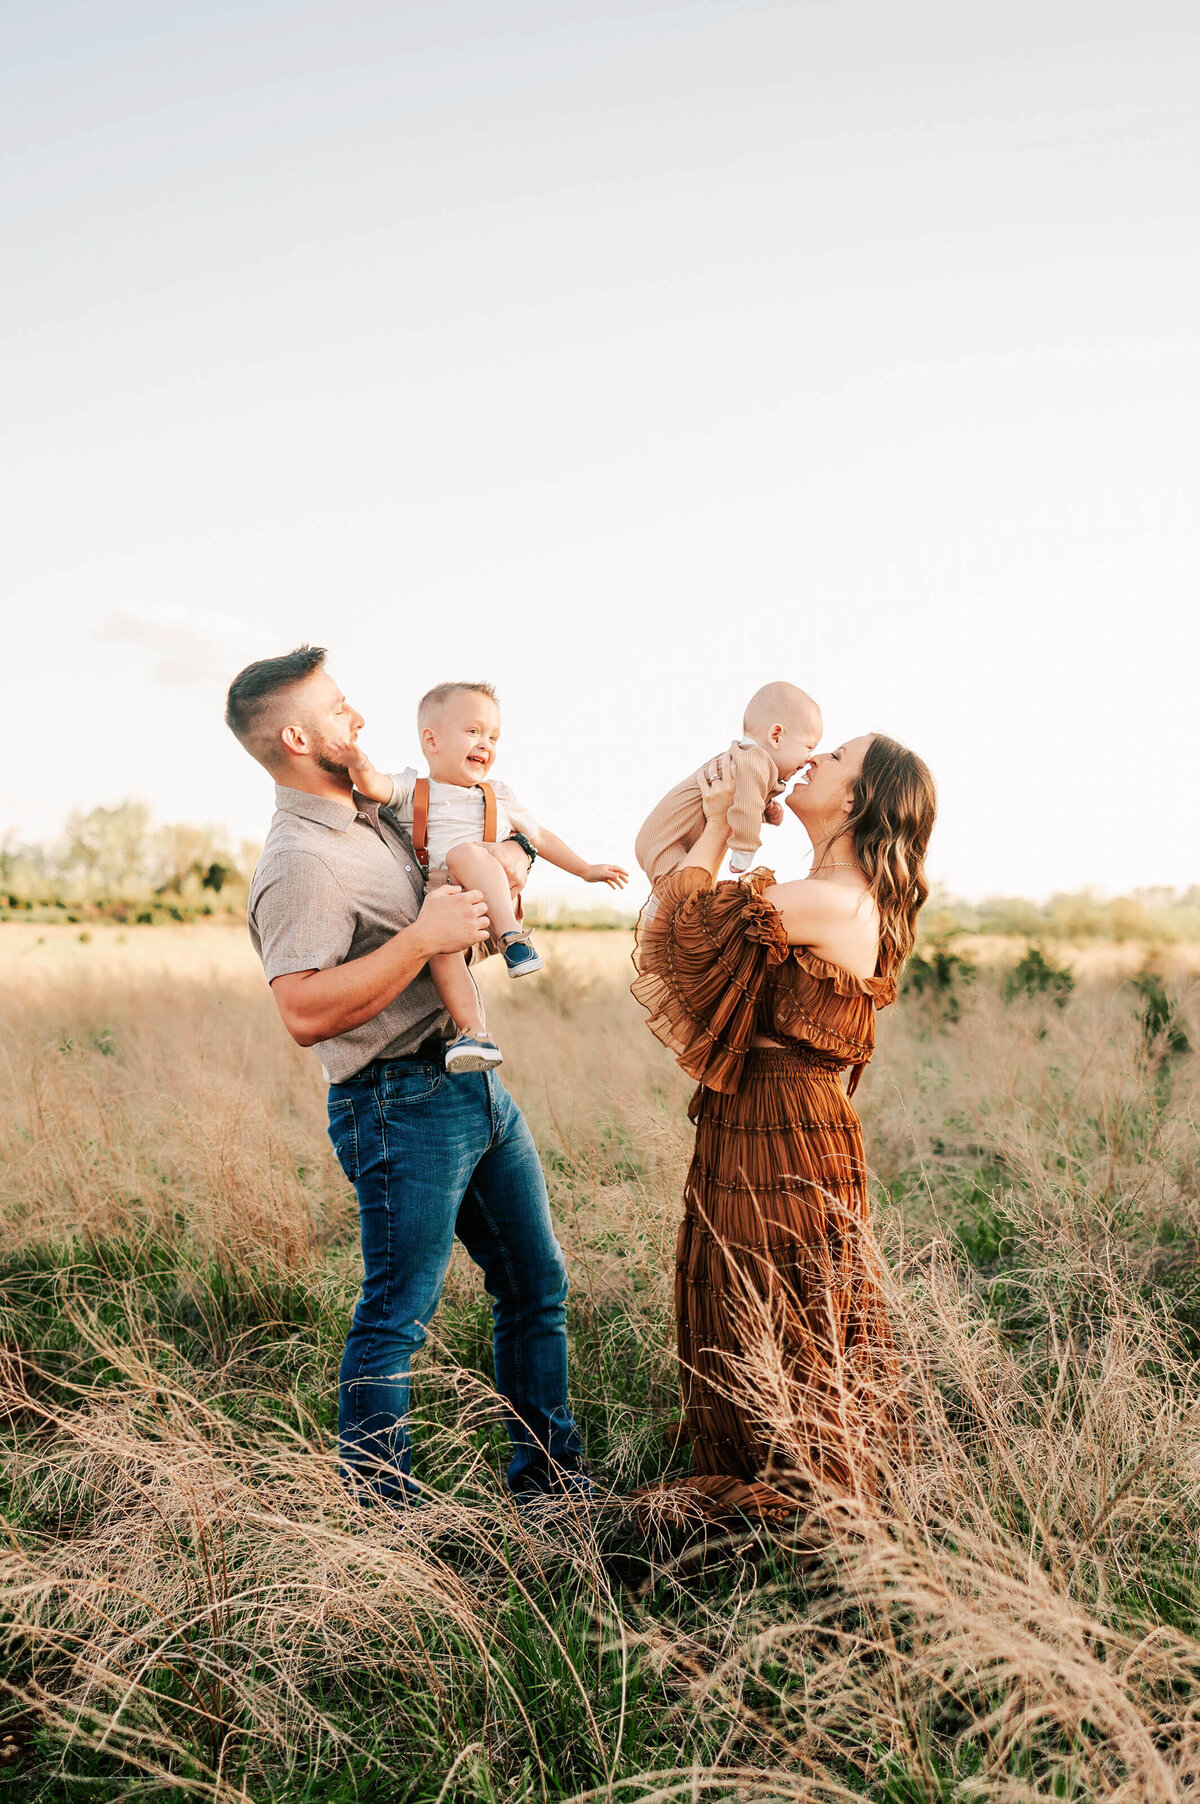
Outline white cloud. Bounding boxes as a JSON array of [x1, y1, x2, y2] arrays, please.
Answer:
[[97, 608, 251, 687]]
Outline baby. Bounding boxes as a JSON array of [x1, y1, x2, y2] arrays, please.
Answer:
[[349, 680, 627, 1073], [635, 682, 823, 884]]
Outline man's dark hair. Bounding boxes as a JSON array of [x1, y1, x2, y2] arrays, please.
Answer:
[[226, 645, 326, 741]]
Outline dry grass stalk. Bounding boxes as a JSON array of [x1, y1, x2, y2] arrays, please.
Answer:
[[1, 927, 1198, 1797]]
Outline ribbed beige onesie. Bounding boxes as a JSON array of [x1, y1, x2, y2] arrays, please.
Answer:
[[634, 739, 783, 884]]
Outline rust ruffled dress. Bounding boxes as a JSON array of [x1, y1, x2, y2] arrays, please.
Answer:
[[632, 866, 904, 1522]]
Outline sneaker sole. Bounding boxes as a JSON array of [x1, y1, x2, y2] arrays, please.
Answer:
[[505, 954, 544, 978], [445, 1049, 504, 1073]]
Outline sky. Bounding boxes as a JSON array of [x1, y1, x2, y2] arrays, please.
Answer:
[[3, 0, 1198, 907]]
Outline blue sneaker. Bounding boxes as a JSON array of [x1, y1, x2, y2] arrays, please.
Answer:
[[444, 1030, 504, 1073], [501, 930, 544, 978]]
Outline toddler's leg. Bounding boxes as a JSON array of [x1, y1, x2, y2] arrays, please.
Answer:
[[429, 950, 486, 1036], [429, 942, 503, 1073], [444, 841, 522, 940], [422, 866, 503, 1069]]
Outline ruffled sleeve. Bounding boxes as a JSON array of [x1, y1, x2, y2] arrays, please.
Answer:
[[631, 867, 789, 1093]]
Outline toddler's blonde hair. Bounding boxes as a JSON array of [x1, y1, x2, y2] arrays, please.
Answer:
[[417, 681, 499, 733]]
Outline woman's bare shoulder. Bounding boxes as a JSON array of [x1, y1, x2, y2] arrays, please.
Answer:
[[762, 876, 879, 971], [763, 876, 864, 920]]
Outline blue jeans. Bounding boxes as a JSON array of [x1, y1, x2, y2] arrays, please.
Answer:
[[326, 1056, 586, 1501]]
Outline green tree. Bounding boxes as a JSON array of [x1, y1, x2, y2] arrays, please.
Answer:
[[61, 800, 152, 895]]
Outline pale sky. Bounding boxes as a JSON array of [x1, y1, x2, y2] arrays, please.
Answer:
[[4, 1, 1198, 906]]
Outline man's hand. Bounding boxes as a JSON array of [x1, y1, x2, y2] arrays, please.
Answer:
[[584, 863, 629, 889], [268, 880, 488, 1050], [413, 884, 491, 957], [492, 838, 533, 900], [763, 800, 785, 827]]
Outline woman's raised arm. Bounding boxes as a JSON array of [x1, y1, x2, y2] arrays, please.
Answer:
[[678, 767, 736, 881]]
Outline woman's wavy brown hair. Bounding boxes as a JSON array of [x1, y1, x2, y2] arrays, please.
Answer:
[[832, 734, 937, 976]]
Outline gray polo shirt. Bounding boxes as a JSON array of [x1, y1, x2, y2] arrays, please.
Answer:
[[248, 783, 451, 1083]]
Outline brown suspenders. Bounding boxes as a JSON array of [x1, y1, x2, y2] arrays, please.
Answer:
[[410, 777, 498, 869], [411, 778, 430, 867]]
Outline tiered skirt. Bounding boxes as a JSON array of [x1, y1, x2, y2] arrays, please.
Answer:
[[670, 1044, 903, 1519]]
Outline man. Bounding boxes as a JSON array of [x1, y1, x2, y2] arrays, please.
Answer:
[[225, 645, 588, 1504]]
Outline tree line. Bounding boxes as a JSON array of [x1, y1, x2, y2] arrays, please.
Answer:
[[923, 883, 1200, 944], [1, 800, 259, 913], [3, 800, 1197, 940]]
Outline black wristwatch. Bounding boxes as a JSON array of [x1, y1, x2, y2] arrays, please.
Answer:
[[504, 830, 537, 868]]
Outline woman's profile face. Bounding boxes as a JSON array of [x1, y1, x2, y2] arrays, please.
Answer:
[[785, 733, 874, 825]]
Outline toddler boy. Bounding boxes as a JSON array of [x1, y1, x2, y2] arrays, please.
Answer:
[[349, 681, 627, 1072]]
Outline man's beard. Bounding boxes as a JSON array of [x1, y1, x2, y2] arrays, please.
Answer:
[[311, 733, 352, 782]]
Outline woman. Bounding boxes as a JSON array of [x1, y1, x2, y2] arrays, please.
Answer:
[[632, 733, 936, 1523]]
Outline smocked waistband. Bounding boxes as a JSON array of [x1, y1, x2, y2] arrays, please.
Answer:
[[745, 1043, 847, 1074]]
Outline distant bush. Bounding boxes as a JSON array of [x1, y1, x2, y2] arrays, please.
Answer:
[[903, 942, 976, 1020], [1131, 969, 1191, 1059], [1005, 945, 1075, 1008]]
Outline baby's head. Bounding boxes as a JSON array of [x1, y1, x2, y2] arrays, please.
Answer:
[[418, 681, 502, 786], [743, 682, 823, 780]]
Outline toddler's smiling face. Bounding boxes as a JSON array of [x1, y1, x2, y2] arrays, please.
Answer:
[[422, 688, 502, 786]]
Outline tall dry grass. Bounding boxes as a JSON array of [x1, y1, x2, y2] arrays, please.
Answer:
[[2, 924, 1199, 1801]]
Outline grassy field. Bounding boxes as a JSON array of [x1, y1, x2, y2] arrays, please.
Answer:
[[2, 922, 1199, 1802]]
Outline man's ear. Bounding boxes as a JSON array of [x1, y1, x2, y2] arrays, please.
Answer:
[[280, 723, 310, 757]]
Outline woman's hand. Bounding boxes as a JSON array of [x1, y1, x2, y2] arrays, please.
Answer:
[[674, 766, 736, 880], [698, 765, 735, 829]]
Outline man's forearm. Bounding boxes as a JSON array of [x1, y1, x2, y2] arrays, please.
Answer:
[[273, 922, 433, 1046]]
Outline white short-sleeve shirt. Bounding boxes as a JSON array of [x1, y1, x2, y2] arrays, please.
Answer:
[[385, 769, 539, 871]]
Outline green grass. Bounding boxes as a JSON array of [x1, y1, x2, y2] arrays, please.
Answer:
[[3, 947, 1200, 1800]]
